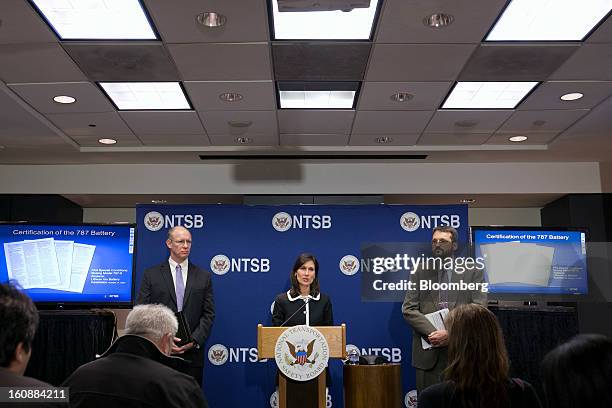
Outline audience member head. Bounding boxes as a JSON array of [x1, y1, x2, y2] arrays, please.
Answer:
[[289, 253, 320, 297], [124, 304, 178, 356], [542, 333, 612, 408], [445, 304, 509, 406], [0, 281, 39, 375]]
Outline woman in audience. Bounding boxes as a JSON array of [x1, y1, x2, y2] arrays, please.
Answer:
[[418, 304, 542, 408], [541, 333, 612, 408]]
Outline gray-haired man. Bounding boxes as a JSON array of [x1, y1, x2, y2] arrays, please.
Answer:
[[62, 304, 207, 408]]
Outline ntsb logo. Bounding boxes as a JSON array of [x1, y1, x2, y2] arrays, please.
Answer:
[[400, 212, 460, 232], [272, 212, 332, 232], [143, 211, 204, 231], [210, 254, 270, 275], [208, 344, 229, 366], [339, 255, 360, 276]]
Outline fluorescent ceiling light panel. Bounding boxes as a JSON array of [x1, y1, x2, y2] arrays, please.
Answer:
[[280, 90, 355, 109], [30, 0, 157, 40], [442, 82, 539, 109], [486, 0, 612, 41], [99, 82, 190, 110], [271, 0, 379, 39]]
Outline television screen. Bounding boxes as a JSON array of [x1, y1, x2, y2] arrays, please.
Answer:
[[472, 227, 588, 296], [0, 223, 135, 307]]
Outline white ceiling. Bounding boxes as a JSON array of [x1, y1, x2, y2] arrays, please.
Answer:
[[0, 0, 611, 207]]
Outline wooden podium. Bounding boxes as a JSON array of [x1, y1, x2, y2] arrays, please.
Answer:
[[257, 324, 346, 408]]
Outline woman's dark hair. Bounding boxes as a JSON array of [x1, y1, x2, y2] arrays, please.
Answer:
[[289, 253, 320, 298], [0, 281, 39, 367], [542, 333, 612, 408], [445, 304, 510, 408]]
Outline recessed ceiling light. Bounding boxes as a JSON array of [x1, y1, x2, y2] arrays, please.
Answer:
[[270, 0, 380, 40], [485, 0, 611, 41], [423, 13, 454, 28], [30, 0, 157, 40], [560, 92, 584, 101], [196, 12, 227, 28], [279, 90, 356, 109], [219, 92, 244, 102], [53, 95, 76, 104], [442, 81, 539, 109], [99, 82, 191, 110], [508, 135, 528, 142], [460, 198, 476, 204], [235, 137, 253, 144], [390, 92, 413, 102], [98, 138, 117, 145], [375, 136, 393, 144]]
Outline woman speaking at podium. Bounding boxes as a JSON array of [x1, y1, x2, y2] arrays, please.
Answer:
[[271, 253, 334, 408], [272, 253, 333, 327]]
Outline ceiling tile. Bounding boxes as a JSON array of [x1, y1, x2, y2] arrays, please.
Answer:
[[358, 82, 452, 110], [209, 133, 278, 146], [425, 110, 513, 133], [366, 44, 476, 81], [198, 111, 277, 134], [62, 43, 180, 81], [498, 110, 589, 133], [0, 0, 57, 44], [278, 110, 355, 134], [144, 0, 269, 43], [167, 43, 272, 80], [459, 44, 578, 81], [280, 134, 349, 146], [272, 43, 371, 81], [120, 111, 205, 135], [184, 81, 276, 110], [348, 133, 419, 146], [138, 133, 211, 146], [0, 43, 86, 82], [352, 111, 434, 134], [375, 0, 507, 43], [487, 132, 558, 145], [519, 81, 612, 110], [550, 44, 612, 80], [586, 13, 612, 43], [418, 132, 491, 145], [8, 82, 115, 114], [46, 112, 134, 136]]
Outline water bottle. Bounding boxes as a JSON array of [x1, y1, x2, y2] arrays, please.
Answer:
[[346, 348, 359, 365]]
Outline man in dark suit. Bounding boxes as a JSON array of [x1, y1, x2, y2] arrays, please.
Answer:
[[402, 226, 487, 393], [137, 226, 215, 387]]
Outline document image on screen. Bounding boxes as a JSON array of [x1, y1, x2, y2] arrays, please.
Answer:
[[481, 242, 555, 286], [4, 238, 95, 294], [67, 243, 96, 294], [4, 238, 62, 289]]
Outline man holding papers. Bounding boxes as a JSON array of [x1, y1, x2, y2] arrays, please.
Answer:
[[402, 227, 487, 393], [137, 226, 215, 390]]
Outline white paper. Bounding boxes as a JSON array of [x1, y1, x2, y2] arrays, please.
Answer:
[[4, 241, 30, 288], [67, 243, 96, 293], [50, 240, 74, 290], [24, 238, 61, 288], [481, 242, 555, 286], [421, 308, 449, 350]]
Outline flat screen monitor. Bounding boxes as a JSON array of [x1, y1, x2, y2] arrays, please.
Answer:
[[0, 223, 136, 308], [471, 227, 588, 297]]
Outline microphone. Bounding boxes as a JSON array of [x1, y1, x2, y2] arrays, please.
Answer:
[[279, 298, 310, 327]]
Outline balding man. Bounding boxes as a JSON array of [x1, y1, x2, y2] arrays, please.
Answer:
[[137, 226, 215, 391], [62, 304, 206, 408]]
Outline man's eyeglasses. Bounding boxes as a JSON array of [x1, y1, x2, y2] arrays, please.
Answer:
[[431, 239, 452, 245], [172, 240, 192, 246]]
